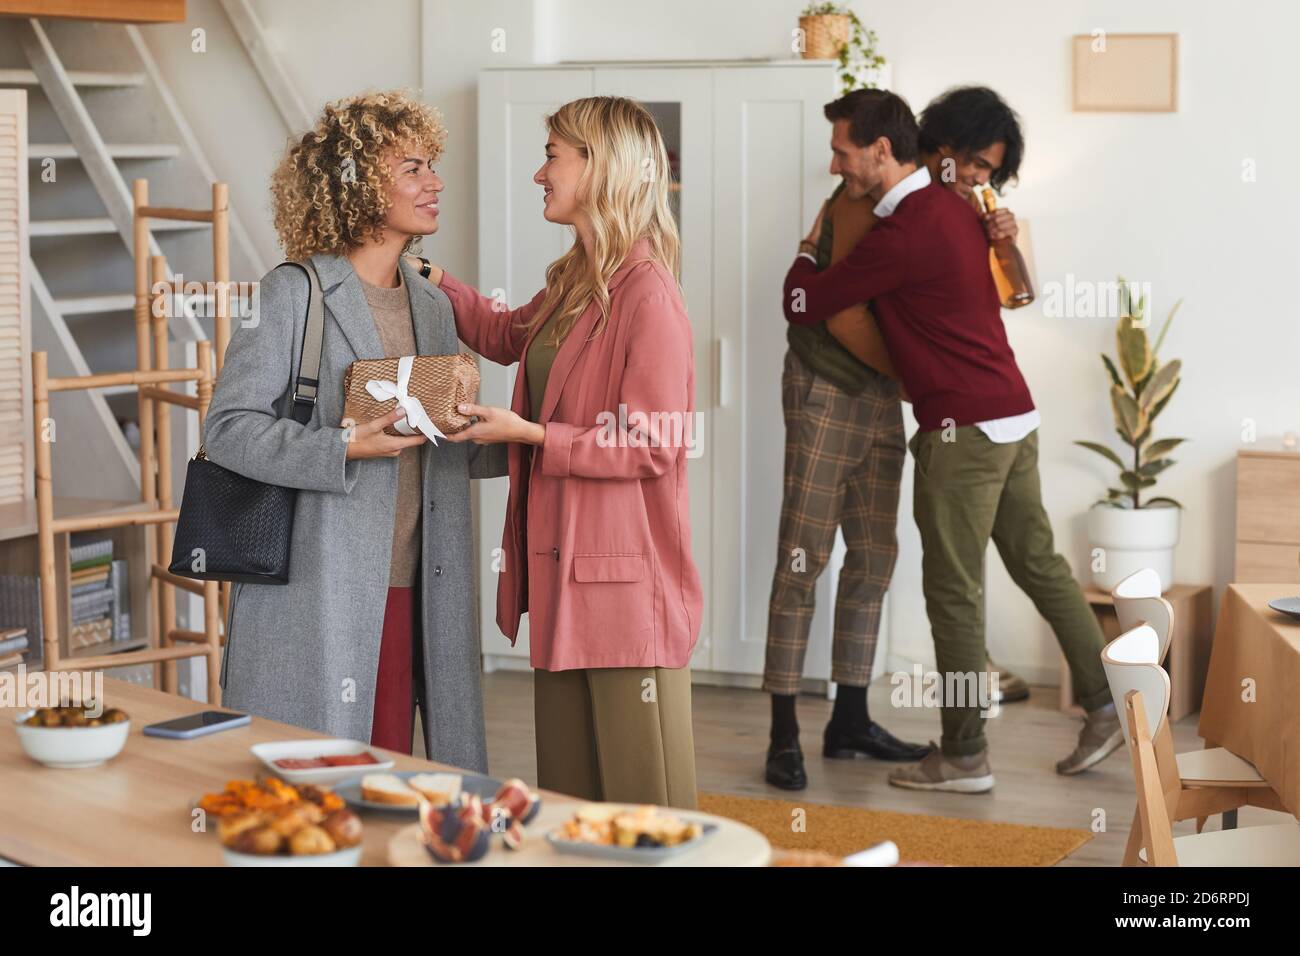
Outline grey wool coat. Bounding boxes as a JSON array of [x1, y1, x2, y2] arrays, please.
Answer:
[[203, 252, 505, 773]]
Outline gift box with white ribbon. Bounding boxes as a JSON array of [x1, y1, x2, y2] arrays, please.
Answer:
[[341, 353, 480, 444]]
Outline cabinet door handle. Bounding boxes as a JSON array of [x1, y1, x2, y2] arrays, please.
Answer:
[[714, 337, 730, 408]]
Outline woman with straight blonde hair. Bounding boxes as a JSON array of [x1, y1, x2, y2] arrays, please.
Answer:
[[408, 95, 702, 807]]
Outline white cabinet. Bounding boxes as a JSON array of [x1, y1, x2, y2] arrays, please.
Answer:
[[476, 61, 863, 686]]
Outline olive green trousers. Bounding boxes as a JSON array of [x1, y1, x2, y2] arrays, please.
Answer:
[[911, 426, 1111, 757], [534, 665, 698, 809]]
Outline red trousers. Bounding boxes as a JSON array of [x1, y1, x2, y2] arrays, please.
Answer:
[[371, 585, 418, 753]]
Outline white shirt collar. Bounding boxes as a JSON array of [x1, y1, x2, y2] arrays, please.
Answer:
[[872, 165, 931, 218]]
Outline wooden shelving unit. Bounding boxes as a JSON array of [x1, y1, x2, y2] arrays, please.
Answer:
[[0, 497, 155, 673]]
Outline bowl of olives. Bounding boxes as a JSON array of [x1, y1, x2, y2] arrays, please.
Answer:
[[15, 703, 130, 768]]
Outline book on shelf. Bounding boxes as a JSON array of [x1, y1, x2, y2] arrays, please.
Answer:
[[71, 586, 113, 607], [0, 575, 42, 647], [71, 578, 112, 597], [69, 554, 112, 573], [0, 651, 22, 669], [69, 566, 110, 587], [69, 617, 112, 650], [111, 560, 129, 640], [0, 631, 29, 656], [68, 539, 113, 569], [72, 603, 113, 626]]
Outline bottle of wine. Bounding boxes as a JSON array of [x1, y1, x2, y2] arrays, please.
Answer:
[[980, 188, 1034, 309]]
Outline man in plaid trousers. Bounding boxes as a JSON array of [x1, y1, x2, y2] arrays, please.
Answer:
[[762, 179, 930, 791]]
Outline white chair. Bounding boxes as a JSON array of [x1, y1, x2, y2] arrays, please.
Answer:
[[1103, 625, 1300, 866], [1113, 568, 1268, 787], [1110, 568, 1286, 861]]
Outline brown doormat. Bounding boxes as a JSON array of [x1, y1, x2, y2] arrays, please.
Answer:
[[699, 792, 1091, 867]]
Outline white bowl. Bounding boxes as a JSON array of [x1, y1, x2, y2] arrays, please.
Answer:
[[249, 738, 394, 785], [14, 710, 131, 768], [222, 843, 362, 867]]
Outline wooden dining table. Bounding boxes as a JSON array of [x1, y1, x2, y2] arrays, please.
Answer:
[[0, 677, 770, 867], [1198, 582, 1300, 818]]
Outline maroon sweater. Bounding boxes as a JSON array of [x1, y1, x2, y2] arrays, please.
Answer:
[[784, 180, 1034, 431]]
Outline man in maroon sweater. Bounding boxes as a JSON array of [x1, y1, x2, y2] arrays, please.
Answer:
[[785, 89, 1121, 792]]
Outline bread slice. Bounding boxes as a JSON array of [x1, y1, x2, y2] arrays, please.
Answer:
[[406, 772, 462, 805], [360, 773, 421, 806]]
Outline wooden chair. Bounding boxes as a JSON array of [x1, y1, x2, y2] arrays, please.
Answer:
[[1111, 568, 1286, 861], [1104, 625, 1300, 865]]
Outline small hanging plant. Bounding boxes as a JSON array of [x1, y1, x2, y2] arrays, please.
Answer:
[[800, 2, 886, 93]]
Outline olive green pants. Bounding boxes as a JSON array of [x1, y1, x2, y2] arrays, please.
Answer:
[[533, 665, 698, 809], [911, 427, 1111, 757]]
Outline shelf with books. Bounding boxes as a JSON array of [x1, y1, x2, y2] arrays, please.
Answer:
[[0, 625, 33, 672], [0, 497, 155, 674]]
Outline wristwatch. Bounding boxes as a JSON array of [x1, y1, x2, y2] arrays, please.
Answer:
[[417, 257, 432, 279]]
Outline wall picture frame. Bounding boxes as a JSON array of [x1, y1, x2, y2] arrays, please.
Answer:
[[1072, 32, 1178, 112]]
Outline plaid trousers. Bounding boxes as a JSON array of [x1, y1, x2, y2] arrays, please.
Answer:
[[762, 349, 904, 696]]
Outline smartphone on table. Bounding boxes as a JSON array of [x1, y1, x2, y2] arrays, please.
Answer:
[[142, 711, 250, 739]]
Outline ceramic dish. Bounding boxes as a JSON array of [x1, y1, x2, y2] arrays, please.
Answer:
[[221, 843, 362, 867], [14, 710, 130, 769], [334, 770, 505, 813], [546, 819, 718, 863], [1267, 596, 1300, 620], [249, 739, 394, 785]]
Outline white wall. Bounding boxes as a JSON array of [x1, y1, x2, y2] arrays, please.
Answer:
[[137, 0, 1300, 684], [137, 0, 539, 283], [138, 0, 427, 269]]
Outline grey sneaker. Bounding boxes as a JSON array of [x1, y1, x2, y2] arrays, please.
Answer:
[[1056, 702, 1124, 775], [987, 655, 1029, 703], [887, 743, 995, 793]]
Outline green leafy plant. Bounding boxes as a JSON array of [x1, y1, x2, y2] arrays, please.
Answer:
[[801, 2, 886, 93], [1074, 279, 1186, 509]]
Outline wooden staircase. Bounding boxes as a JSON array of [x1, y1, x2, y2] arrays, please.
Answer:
[[2, 15, 266, 503]]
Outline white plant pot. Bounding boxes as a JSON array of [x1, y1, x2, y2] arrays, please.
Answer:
[[1086, 504, 1181, 592]]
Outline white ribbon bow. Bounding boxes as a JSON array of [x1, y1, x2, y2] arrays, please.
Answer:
[[365, 355, 448, 446]]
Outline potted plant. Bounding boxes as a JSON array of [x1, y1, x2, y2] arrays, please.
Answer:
[[798, 3, 886, 93], [1075, 280, 1186, 591]]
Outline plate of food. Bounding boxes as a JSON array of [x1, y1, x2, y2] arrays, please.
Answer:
[[385, 778, 543, 865], [14, 702, 131, 769], [249, 738, 393, 785], [334, 770, 501, 812], [196, 776, 364, 866], [546, 804, 717, 863], [195, 776, 347, 824]]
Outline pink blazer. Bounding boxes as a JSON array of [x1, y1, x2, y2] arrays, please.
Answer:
[[438, 239, 702, 671]]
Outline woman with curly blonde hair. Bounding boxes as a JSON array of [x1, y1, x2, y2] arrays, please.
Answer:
[[408, 96, 702, 808], [204, 90, 503, 770]]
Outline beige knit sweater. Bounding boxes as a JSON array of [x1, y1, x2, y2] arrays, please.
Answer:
[[360, 272, 423, 588]]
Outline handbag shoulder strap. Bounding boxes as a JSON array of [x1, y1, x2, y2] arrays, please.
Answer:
[[276, 260, 325, 426]]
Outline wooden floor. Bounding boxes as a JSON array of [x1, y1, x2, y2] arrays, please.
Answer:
[[457, 671, 1294, 867]]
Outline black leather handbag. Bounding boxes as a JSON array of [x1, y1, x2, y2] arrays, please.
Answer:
[[169, 261, 325, 584]]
